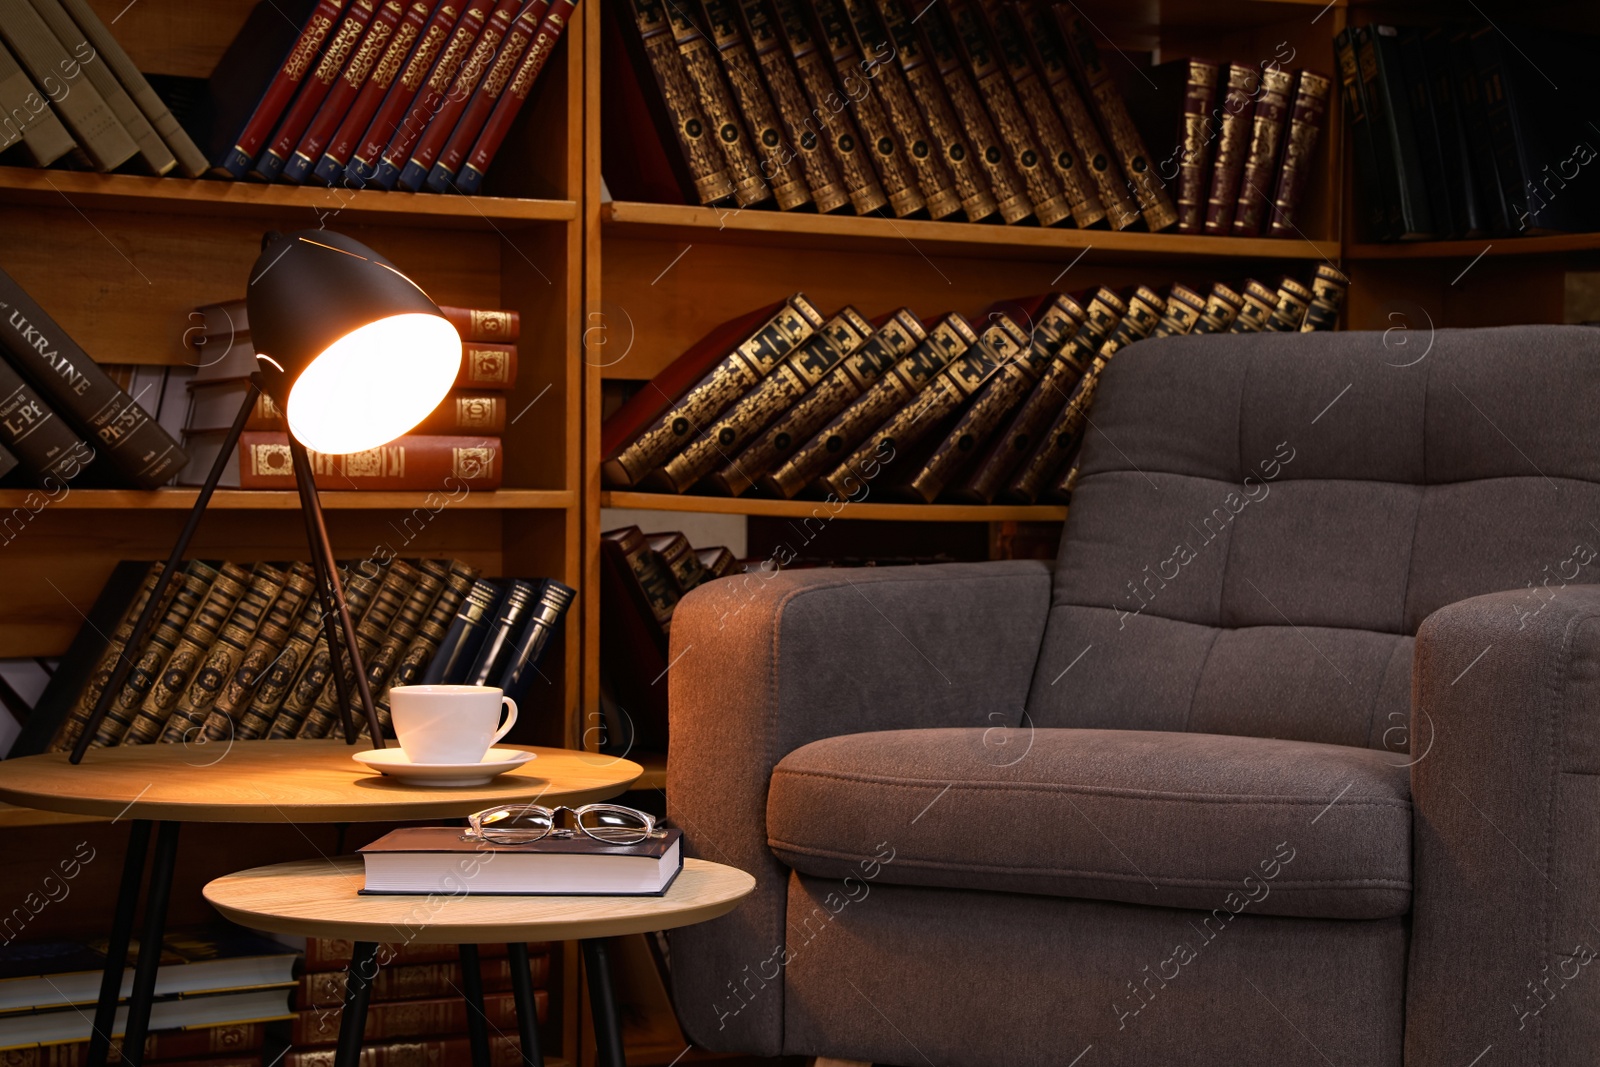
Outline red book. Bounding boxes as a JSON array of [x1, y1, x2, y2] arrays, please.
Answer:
[[455, 0, 575, 195], [255, 0, 381, 180], [214, 0, 351, 178], [313, 0, 439, 183], [346, 0, 466, 180], [423, 0, 550, 191], [283, 0, 412, 183], [229, 391, 508, 435], [186, 298, 518, 343], [369, 0, 498, 187], [394, 0, 525, 191], [290, 989, 545, 1045], [441, 305, 520, 341], [235, 432, 502, 490], [459, 342, 518, 390]]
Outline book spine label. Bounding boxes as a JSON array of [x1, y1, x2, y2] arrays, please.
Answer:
[[290, 0, 407, 176], [1204, 63, 1257, 234], [717, 308, 923, 495], [1148, 284, 1209, 339], [239, 433, 503, 490], [319, 0, 433, 174], [300, 561, 415, 738], [498, 579, 574, 700], [1230, 66, 1294, 235], [610, 529, 679, 631], [260, 0, 379, 175], [1191, 282, 1244, 334], [348, 0, 463, 176], [1300, 264, 1348, 332], [362, 559, 445, 734], [1267, 71, 1330, 236], [268, 569, 380, 738], [626, 0, 736, 204], [0, 356, 93, 485], [944, 1, 1068, 225], [605, 296, 824, 486], [0, 267, 185, 487], [1226, 280, 1278, 333], [443, 306, 520, 342], [460, 343, 518, 389], [457, 0, 575, 192], [654, 533, 703, 593], [1266, 277, 1314, 331], [700, 0, 809, 211], [732, 0, 848, 212], [769, 314, 976, 498], [371, 0, 495, 180], [123, 562, 250, 745], [219, 0, 347, 173], [1174, 58, 1221, 234], [205, 561, 316, 740], [49, 563, 163, 752], [399, 0, 522, 187], [658, 308, 874, 492], [764, 0, 887, 214], [92, 564, 212, 746], [161, 564, 285, 743]]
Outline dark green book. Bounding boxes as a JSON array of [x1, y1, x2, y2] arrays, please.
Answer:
[[1334, 27, 1392, 241], [420, 580, 503, 686], [1362, 25, 1434, 239], [462, 580, 537, 687]]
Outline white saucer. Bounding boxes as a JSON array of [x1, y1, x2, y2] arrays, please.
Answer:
[[352, 747, 537, 787]]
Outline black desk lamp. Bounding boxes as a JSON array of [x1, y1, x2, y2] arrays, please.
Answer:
[[69, 230, 463, 763]]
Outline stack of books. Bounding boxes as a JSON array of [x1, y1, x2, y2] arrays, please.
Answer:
[[0, 264, 188, 491], [1338, 23, 1600, 241], [0, 925, 297, 1066], [277, 938, 552, 1066], [606, 0, 1328, 237], [599, 269, 1349, 506], [10, 555, 573, 756], [0, 0, 576, 194], [176, 298, 519, 493]]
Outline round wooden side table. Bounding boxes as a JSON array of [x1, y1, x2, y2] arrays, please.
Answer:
[[205, 856, 756, 1067], [0, 740, 641, 1067]]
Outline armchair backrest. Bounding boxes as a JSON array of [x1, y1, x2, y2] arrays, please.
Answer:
[[1025, 325, 1600, 751]]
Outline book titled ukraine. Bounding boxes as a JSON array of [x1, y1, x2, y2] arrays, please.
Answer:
[[359, 826, 684, 895]]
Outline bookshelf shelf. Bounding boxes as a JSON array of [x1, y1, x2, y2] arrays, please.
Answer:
[[0, 489, 577, 510], [0, 167, 579, 228], [600, 491, 1068, 524], [602, 201, 1342, 266], [1347, 234, 1600, 260]]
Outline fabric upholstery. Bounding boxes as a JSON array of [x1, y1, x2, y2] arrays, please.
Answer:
[[767, 727, 1411, 918], [1410, 584, 1600, 1066], [781, 874, 1405, 1066], [666, 560, 1054, 1054], [1029, 326, 1600, 749]]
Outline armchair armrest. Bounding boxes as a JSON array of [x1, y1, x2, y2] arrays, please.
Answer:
[[665, 559, 1052, 1053], [1410, 583, 1600, 1066]]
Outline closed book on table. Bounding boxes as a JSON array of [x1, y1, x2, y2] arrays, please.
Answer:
[[373, 562, 478, 727], [0, 38, 75, 165], [0, 267, 186, 488], [282, 0, 410, 183], [0, 0, 136, 169], [343, 0, 464, 182], [310, 0, 436, 183], [1229, 66, 1293, 236], [1203, 62, 1258, 235], [359, 826, 685, 895], [179, 432, 503, 491], [419, 578, 502, 686], [209, 0, 339, 178], [1267, 69, 1332, 238], [255, 0, 380, 181]]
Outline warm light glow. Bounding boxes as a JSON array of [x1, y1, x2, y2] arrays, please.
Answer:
[[286, 313, 461, 454]]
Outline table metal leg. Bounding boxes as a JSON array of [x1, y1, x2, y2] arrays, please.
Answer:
[[583, 939, 626, 1067], [87, 820, 152, 1067], [507, 942, 544, 1067], [459, 943, 491, 1067], [335, 941, 379, 1067], [121, 821, 179, 1067]]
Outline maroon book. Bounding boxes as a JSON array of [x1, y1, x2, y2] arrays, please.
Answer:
[[254, 0, 380, 179], [315, 0, 440, 181], [426, 0, 551, 188], [283, 0, 411, 182], [346, 0, 466, 179], [456, 0, 576, 194]]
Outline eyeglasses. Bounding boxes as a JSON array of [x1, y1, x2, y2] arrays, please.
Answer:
[[465, 803, 663, 846]]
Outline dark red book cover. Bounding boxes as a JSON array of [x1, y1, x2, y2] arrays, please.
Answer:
[[255, 0, 380, 178], [370, 0, 498, 184], [284, 0, 411, 182], [425, 0, 550, 188], [315, 0, 439, 180], [236, 432, 502, 491], [346, 0, 467, 178], [457, 0, 577, 194]]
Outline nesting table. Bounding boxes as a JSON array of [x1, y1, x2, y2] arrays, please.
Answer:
[[0, 740, 642, 1067]]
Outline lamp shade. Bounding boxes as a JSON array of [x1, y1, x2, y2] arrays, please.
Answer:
[[246, 230, 461, 455]]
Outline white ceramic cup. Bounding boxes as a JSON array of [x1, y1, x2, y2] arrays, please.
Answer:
[[390, 684, 518, 765]]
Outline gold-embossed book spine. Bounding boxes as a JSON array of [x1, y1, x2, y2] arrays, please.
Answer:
[[701, 0, 811, 210], [160, 563, 286, 744], [666, 1, 773, 207], [626, 0, 736, 204], [1175, 58, 1221, 234], [51, 563, 165, 753], [1204, 63, 1258, 234], [265, 568, 381, 740], [205, 562, 316, 741], [1301, 265, 1348, 332], [1192, 283, 1244, 334], [1227, 280, 1278, 333], [299, 561, 418, 739], [1267, 69, 1332, 237], [1230, 66, 1294, 236], [1149, 284, 1209, 339], [93, 563, 212, 747], [123, 562, 250, 745]]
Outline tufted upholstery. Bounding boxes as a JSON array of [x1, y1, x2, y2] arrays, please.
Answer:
[[1026, 326, 1600, 749]]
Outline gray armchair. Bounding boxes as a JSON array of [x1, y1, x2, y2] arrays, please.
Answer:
[[667, 325, 1600, 1066]]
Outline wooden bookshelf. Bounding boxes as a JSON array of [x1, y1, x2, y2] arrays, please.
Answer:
[[601, 491, 1068, 524]]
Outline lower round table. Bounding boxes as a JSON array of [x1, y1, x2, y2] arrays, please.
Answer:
[[0, 740, 641, 1067], [204, 856, 755, 1067]]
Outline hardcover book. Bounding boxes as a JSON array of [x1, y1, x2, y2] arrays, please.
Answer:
[[203, 562, 317, 741], [460, 578, 536, 687], [369, 563, 475, 729], [1267, 69, 1332, 238], [1229, 66, 1294, 236], [282, 0, 408, 183], [311, 0, 436, 184], [178, 432, 503, 491], [210, 0, 341, 178], [92, 561, 213, 747], [357, 559, 444, 734], [159, 563, 287, 743], [359, 826, 684, 895], [1203, 62, 1258, 235], [0, 0, 137, 170], [666, 0, 772, 208], [255, 0, 380, 181], [344, 0, 464, 181], [419, 577, 501, 686]]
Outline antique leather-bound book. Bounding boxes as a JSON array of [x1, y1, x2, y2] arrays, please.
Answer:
[[1266, 277, 1314, 332], [601, 526, 678, 639], [124, 562, 252, 745], [204, 562, 316, 741], [977, 0, 1104, 228], [941, 0, 1070, 226], [1267, 69, 1333, 237], [374, 562, 477, 727], [601, 296, 825, 487], [955, 288, 1121, 505], [697, 0, 811, 211], [92, 562, 212, 747], [730, 0, 851, 213], [282, 0, 408, 182], [713, 308, 925, 496], [1203, 62, 1259, 234], [1227, 280, 1278, 333], [820, 314, 1029, 500], [1191, 282, 1244, 334], [206, 432, 502, 491], [160, 563, 288, 744], [1052, 4, 1177, 231], [835, 0, 960, 218], [651, 308, 876, 494], [1014, 0, 1138, 230], [266, 567, 382, 739], [1229, 66, 1294, 236], [1148, 284, 1208, 340], [764, 314, 977, 500], [299, 561, 419, 738], [47, 564, 164, 753], [647, 532, 707, 595], [419, 577, 501, 685], [344, 0, 463, 181], [665, 0, 772, 208], [236, 565, 346, 740], [904, 295, 1087, 504], [1300, 265, 1349, 332], [255, 0, 380, 181], [1170, 58, 1221, 234], [0, 356, 91, 487], [311, 0, 436, 184]]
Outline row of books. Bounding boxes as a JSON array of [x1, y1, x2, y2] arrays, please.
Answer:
[[11, 555, 572, 756], [0, 0, 575, 196], [599, 267, 1349, 506], [0, 928, 553, 1063], [1338, 23, 1600, 241], [173, 299, 522, 492], [607, 0, 1327, 239], [0, 264, 188, 491]]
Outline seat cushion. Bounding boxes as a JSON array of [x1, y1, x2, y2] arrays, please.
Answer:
[[767, 727, 1412, 919]]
